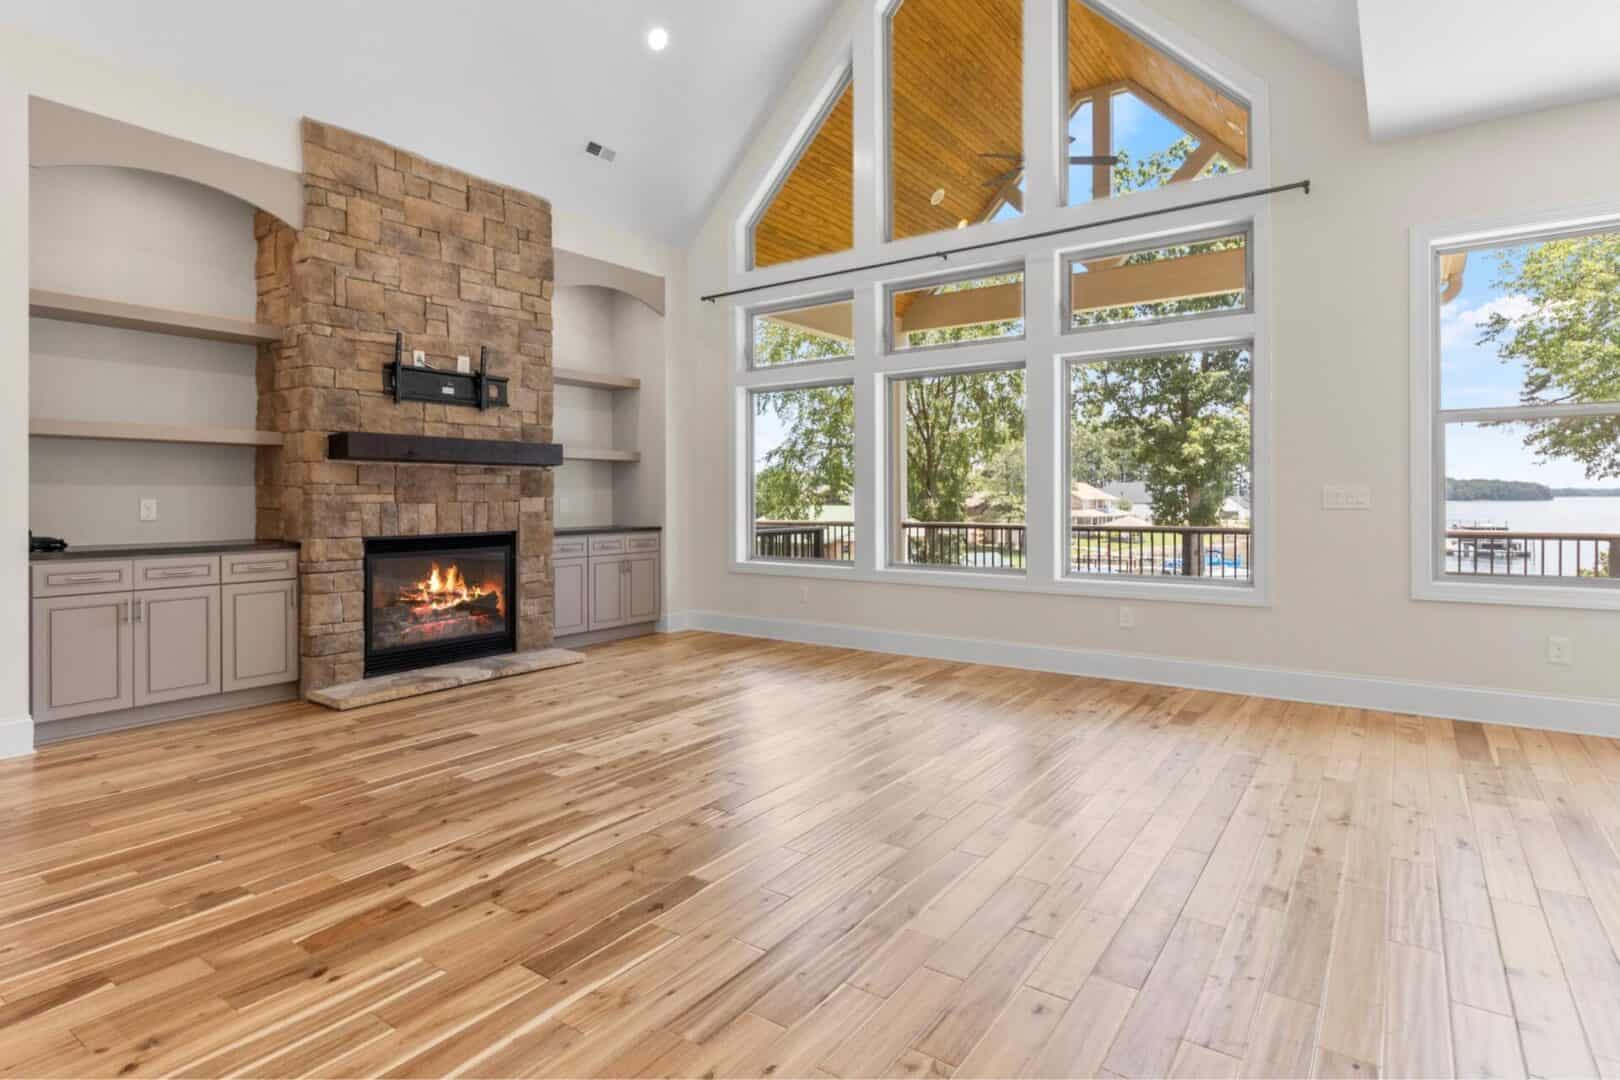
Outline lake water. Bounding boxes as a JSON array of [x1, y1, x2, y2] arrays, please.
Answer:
[[1444, 496, 1620, 577]]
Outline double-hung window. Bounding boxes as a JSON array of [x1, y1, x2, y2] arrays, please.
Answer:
[[1413, 208, 1620, 608]]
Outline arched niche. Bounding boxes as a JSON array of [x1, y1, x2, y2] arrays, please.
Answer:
[[554, 248, 666, 316], [29, 97, 303, 230]]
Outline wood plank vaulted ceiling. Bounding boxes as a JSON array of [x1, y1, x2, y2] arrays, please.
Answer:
[[751, 0, 1250, 270]]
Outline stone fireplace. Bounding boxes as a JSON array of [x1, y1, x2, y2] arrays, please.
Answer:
[[254, 120, 556, 695]]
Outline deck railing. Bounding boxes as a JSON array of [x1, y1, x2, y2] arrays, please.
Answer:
[[1445, 530, 1618, 579], [1070, 524, 1252, 581], [754, 522, 856, 561], [753, 519, 1254, 580], [901, 522, 1027, 568]]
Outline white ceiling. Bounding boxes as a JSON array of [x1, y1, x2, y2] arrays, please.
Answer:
[[1227, 0, 1362, 77], [1357, 0, 1620, 139], [0, 0, 840, 247], [8, 0, 1620, 245]]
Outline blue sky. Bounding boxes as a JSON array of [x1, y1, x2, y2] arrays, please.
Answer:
[[1438, 245, 1619, 488]]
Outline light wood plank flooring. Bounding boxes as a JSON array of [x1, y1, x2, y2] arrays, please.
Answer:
[[0, 631, 1613, 1078]]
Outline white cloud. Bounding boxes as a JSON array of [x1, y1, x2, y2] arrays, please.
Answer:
[[1440, 294, 1535, 348]]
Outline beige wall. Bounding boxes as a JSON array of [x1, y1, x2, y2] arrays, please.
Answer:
[[669, 0, 1620, 707], [29, 166, 260, 545]]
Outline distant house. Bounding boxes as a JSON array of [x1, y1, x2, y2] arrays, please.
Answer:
[[1071, 481, 1126, 524]]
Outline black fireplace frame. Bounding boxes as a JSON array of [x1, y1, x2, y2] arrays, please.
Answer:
[[362, 531, 518, 677]]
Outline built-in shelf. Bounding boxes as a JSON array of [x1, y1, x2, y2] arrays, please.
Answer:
[[31, 418, 284, 448], [564, 447, 642, 463], [553, 367, 641, 391], [29, 289, 283, 345]]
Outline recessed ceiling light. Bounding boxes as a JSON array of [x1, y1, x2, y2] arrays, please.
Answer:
[[956, 219, 968, 229], [929, 188, 946, 206], [647, 26, 669, 51], [1225, 119, 1244, 134]]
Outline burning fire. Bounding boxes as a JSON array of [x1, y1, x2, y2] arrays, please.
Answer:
[[399, 562, 504, 616]]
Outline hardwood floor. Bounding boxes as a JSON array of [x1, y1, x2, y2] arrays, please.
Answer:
[[0, 630, 1613, 1078]]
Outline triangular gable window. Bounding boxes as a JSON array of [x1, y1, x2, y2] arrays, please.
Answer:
[[749, 72, 854, 269], [1066, 1, 1249, 205]]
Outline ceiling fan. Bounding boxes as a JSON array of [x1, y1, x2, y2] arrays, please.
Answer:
[[980, 146, 1120, 188]]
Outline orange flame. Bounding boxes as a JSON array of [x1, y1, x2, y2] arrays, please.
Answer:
[[399, 562, 503, 616]]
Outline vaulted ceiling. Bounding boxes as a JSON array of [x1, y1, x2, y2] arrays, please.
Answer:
[[7, 0, 1620, 252]]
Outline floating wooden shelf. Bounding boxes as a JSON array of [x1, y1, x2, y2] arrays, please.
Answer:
[[553, 367, 641, 391], [564, 447, 641, 463], [29, 289, 283, 345], [31, 419, 284, 448]]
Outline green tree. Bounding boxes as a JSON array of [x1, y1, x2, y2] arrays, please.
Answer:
[[1478, 234, 1620, 479], [1073, 348, 1250, 525], [752, 385, 853, 519], [753, 317, 851, 366], [903, 369, 1025, 522]]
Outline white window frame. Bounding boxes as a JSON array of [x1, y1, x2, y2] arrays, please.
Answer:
[[725, 0, 1271, 608], [747, 291, 856, 370], [1410, 199, 1620, 611]]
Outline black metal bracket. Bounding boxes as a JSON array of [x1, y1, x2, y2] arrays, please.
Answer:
[[384, 332, 510, 410]]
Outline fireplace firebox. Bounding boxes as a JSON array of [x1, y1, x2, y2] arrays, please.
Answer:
[[363, 533, 517, 677]]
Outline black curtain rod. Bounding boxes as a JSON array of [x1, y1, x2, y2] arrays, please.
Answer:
[[700, 179, 1311, 304]]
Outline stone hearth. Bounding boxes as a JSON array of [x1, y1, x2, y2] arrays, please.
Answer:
[[306, 648, 585, 711], [254, 119, 556, 694]]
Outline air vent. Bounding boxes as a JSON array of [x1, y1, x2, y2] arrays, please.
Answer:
[[585, 141, 617, 163]]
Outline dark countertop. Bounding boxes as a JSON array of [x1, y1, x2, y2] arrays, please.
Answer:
[[554, 525, 662, 536], [30, 539, 299, 563]]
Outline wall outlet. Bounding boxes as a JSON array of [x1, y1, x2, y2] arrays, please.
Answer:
[[456, 354, 472, 373], [1548, 635, 1574, 666], [799, 584, 810, 605], [412, 349, 427, 368], [1322, 484, 1372, 510], [1118, 606, 1136, 630], [139, 498, 158, 522]]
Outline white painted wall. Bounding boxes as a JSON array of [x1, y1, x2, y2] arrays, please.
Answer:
[[29, 166, 260, 545], [669, 0, 1620, 714]]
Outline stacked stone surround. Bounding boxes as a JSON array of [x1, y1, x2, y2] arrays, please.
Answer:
[[254, 119, 556, 693]]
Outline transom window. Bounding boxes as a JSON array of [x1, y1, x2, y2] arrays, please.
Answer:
[[1415, 213, 1620, 607]]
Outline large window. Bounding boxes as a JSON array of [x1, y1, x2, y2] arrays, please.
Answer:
[[890, 367, 1026, 570], [1068, 346, 1253, 582], [888, 0, 1023, 240], [1417, 217, 1620, 603], [749, 71, 854, 269], [1065, 1, 1249, 206], [731, 0, 1267, 604], [751, 384, 855, 563]]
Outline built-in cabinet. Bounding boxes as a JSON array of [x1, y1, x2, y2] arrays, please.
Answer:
[[553, 531, 660, 640], [30, 548, 299, 727]]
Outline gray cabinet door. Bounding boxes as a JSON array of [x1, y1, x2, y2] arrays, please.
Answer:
[[222, 580, 299, 692], [31, 593, 133, 723], [133, 586, 221, 706], [625, 554, 659, 624], [554, 558, 588, 637], [588, 558, 626, 631]]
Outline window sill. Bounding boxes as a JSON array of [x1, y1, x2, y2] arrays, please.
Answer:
[[1415, 576, 1620, 612], [732, 557, 1268, 607]]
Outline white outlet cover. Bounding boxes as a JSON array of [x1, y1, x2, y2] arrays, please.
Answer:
[[1548, 635, 1574, 666], [1118, 606, 1136, 629], [139, 498, 158, 522]]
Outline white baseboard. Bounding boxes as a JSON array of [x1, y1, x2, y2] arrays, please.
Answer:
[[664, 610, 1620, 738], [0, 714, 34, 759]]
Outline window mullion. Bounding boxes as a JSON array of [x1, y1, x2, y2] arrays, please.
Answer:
[[1024, 249, 1061, 585], [853, 283, 883, 574]]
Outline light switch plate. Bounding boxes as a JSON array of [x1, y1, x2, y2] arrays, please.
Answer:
[[1118, 606, 1136, 630], [139, 498, 158, 522], [1322, 484, 1372, 510], [1548, 635, 1574, 666]]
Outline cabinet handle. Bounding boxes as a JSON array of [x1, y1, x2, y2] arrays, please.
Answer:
[[235, 563, 286, 574], [57, 572, 118, 585], [151, 566, 207, 579], [289, 581, 297, 610], [116, 600, 128, 624], [133, 599, 143, 623]]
